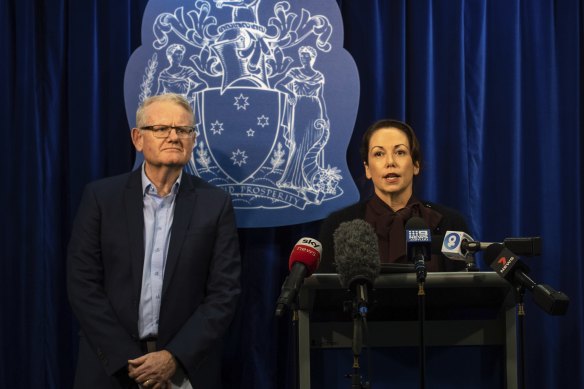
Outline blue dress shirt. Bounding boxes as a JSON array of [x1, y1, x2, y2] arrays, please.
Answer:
[[138, 165, 181, 339]]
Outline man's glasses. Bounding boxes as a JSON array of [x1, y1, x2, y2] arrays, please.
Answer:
[[139, 125, 196, 139]]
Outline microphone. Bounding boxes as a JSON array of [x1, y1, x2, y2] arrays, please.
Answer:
[[275, 237, 322, 317], [405, 217, 432, 282], [484, 243, 569, 315], [441, 234, 542, 257], [441, 231, 475, 261], [333, 219, 380, 316], [503, 237, 541, 256], [441, 231, 480, 271]]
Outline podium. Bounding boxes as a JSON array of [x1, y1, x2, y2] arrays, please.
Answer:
[[297, 272, 517, 388]]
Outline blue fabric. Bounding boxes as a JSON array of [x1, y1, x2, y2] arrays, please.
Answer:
[[1, 0, 582, 388]]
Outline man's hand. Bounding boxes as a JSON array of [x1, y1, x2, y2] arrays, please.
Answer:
[[128, 350, 177, 389]]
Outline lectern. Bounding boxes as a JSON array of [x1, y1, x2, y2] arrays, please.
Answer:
[[297, 272, 517, 388]]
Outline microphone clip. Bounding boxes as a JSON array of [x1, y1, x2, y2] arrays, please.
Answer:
[[346, 276, 374, 318]]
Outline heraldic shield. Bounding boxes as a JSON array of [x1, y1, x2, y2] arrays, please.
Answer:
[[195, 87, 282, 184], [124, 0, 361, 227]]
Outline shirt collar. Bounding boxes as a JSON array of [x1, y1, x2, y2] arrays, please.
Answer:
[[141, 163, 182, 197]]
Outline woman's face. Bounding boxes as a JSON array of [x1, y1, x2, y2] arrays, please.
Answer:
[[299, 51, 314, 66], [364, 127, 420, 201], [170, 49, 184, 64]]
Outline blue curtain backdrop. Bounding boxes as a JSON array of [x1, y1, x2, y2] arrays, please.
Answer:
[[1, 0, 582, 388]]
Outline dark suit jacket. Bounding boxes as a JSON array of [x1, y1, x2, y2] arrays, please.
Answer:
[[317, 199, 469, 273], [67, 169, 241, 389]]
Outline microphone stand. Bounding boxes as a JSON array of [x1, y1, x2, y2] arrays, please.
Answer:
[[415, 257, 427, 389], [465, 253, 479, 272], [276, 292, 301, 389], [352, 313, 364, 389], [515, 286, 526, 389], [291, 302, 300, 389], [348, 284, 371, 389]]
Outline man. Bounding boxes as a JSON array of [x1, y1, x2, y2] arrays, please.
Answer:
[[67, 93, 241, 389]]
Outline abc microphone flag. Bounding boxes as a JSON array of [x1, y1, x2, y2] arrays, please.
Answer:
[[441, 231, 474, 261]]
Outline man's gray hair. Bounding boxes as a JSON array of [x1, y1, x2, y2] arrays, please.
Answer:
[[136, 93, 194, 127]]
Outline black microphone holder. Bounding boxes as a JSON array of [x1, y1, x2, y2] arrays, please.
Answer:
[[508, 271, 568, 389], [484, 243, 570, 389], [348, 299, 371, 389], [344, 281, 373, 389], [416, 273, 427, 389], [504, 237, 541, 256], [513, 272, 569, 315], [514, 286, 527, 389]]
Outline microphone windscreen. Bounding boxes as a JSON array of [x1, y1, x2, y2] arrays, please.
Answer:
[[289, 238, 322, 276], [405, 216, 428, 230], [333, 219, 380, 288], [484, 242, 531, 283], [405, 216, 432, 262], [484, 243, 505, 266]]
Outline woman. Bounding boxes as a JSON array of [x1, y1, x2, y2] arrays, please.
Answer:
[[156, 43, 207, 102], [318, 119, 469, 273], [275, 46, 329, 195]]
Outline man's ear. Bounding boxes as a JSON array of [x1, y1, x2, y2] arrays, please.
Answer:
[[131, 128, 143, 152]]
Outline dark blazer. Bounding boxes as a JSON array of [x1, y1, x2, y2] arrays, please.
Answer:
[[318, 200, 469, 273], [67, 169, 241, 389]]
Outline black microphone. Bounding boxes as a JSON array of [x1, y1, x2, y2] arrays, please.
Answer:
[[405, 217, 432, 282], [503, 237, 541, 257], [484, 243, 569, 315], [333, 219, 380, 316], [275, 237, 322, 317]]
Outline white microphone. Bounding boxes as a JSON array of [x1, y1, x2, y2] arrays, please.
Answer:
[[441, 231, 477, 261]]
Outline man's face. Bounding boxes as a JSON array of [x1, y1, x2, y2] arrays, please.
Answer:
[[132, 100, 195, 169]]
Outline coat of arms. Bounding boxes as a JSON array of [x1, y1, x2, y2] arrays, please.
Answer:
[[125, 0, 360, 227]]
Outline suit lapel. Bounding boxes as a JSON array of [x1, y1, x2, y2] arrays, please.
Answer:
[[162, 174, 197, 297], [124, 169, 146, 301]]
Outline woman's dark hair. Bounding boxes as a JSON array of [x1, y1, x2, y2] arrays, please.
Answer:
[[359, 119, 422, 170]]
